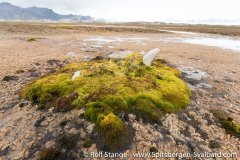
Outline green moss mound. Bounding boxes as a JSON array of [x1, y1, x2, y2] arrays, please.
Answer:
[[96, 113, 133, 151], [211, 109, 240, 138], [20, 52, 191, 151], [222, 119, 240, 137], [21, 53, 190, 120]]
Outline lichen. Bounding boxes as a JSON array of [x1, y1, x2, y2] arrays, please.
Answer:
[[20, 52, 191, 151]]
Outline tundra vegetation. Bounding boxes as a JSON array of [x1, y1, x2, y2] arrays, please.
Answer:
[[20, 52, 191, 152], [27, 37, 37, 42], [211, 109, 240, 138]]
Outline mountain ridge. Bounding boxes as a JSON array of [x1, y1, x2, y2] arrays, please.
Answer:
[[0, 2, 92, 21]]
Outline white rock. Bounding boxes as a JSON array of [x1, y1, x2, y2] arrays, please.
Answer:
[[86, 123, 95, 133], [71, 71, 81, 80], [128, 114, 136, 122], [143, 48, 160, 66]]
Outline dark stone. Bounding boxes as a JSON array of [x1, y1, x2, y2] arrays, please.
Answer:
[[0, 146, 10, 156], [15, 69, 25, 74], [63, 59, 70, 64], [149, 147, 158, 153], [82, 139, 92, 148], [78, 113, 85, 119], [175, 139, 185, 146], [153, 124, 159, 129], [209, 140, 221, 149], [47, 59, 61, 66], [19, 100, 28, 108], [89, 132, 98, 139], [2, 76, 18, 81], [34, 63, 41, 66], [180, 72, 202, 86], [91, 55, 106, 61], [59, 119, 70, 128], [34, 116, 46, 127], [79, 151, 86, 158]]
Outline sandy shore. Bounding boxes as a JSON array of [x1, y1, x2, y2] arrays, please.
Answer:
[[0, 22, 239, 159]]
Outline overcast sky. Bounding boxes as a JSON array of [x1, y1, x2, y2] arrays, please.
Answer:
[[1, 0, 240, 22]]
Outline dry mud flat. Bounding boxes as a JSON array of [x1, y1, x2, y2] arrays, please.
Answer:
[[0, 23, 240, 159]]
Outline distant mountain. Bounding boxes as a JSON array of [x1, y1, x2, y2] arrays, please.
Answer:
[[0, 2, 92, 21]]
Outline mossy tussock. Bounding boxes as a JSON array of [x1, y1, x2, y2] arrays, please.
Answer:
[[211, 109, 240, 138], [21, 52, 191, 151]]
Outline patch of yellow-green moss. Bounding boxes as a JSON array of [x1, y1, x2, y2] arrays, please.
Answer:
[[21, 52, 191, 151], [211, 109, 240, 138], [21, 53, 190, 121], [96, 113, 132, 151], [222, 118, 240, 137]]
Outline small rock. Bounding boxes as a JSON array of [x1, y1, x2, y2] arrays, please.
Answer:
[[149, 146, 158, 153], [68, 128, 78, 135], [34, 63, 41, 66], [0, 146, 10, 156], [16, 69, 25, 74], [143, 48, 160, 66], [18, 100, 28, 108], [91, 55, 106, 61], [128, 114, 136, 122], [34, 116, 46, 127], [2, 76, 19, 82], [89, 132, 98, 139], [47, 59, 61, 66], [86, 123, 95, 133], [48, 107, 54, 113]]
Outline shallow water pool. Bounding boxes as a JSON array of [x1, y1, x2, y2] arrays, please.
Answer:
[[166, 31, 240, 52], [181, 36, 240, 52]]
